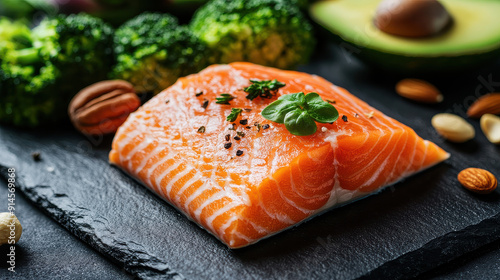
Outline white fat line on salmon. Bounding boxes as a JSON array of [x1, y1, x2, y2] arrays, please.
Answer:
[[126, 138, 154, 171], [218, 215, 239, 236], [419, 141, 431, 170], [351, 108, 394, 178], [231, 232, 253, 244], [359, 131, 402, 188], [347, 121, 394, 181], [193, 190, 227, 222], [115, 130, 143, 160], [399, 136, 419, 178], [206, 202, 240, 234], [182, 181, 209, 214], [243, 217, 270, 235], [173, 172, 203, 205], [144, 151, 176, 188], [385, 129, 411, 183], [134, 145, 164, 176], [276, 175, 315, 215], [165, 165, 196, 199], [288, 163, 334, 200], [257, 193, 295, 225], [155, 160, 183, 198], [226, 183, 251, 206]]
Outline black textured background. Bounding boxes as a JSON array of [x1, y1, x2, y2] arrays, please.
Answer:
[[0, 42, 499, 279]]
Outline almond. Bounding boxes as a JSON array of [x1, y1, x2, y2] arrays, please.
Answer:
[[467, 93, 500, 118], [458, 168, 497, 194], [480, 114, 500, 144], [69, 80, 140, 136], [431, 113, 475, 143], [396, 78, 443, 103]]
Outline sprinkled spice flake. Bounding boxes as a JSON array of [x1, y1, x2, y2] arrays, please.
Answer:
[[354, 113, 360, 118], [228, 123, 236, 130], [255, 123, 262, 132], [237, 131, 245, 137], [326, 99, 336, 104], [234, 136, 241, 141], [165, 99, 170, 104], [243, 108, 252, 112], [202, 99, 209, 109], [236, 150, 244, 156], [224, 143, 232, 149], [195, 91, 203, 97], [342, 115, 348, 122], [262, 124, 270, 130], [239, 119, 248, 125], [225, 134, 230, 141], [246, 126, 251, 129], [216, 93, 235, 104], [365, 111, 375, 118], [32, 152, 41, 161], [197, 126, 206, 133], [227, 108, 243, 122]]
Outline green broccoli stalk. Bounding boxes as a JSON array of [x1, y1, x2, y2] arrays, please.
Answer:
[[190, 0, 316, 69], [112, 13, 209, 94], [0, 14, 114, 127]]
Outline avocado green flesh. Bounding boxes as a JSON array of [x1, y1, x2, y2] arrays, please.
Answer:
[[310, 0, 500, 57]]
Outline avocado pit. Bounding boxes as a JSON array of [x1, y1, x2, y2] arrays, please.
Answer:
[[374, 0, 452, 38]]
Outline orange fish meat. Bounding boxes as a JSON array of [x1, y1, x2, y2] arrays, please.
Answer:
[[109, 62, 449, 248]]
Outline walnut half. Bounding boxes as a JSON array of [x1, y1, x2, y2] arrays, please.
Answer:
[[68, 80, 141, 136]]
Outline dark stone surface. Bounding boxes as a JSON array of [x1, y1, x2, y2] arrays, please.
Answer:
[[423, 238, 500, 279], [0, 42, 499, 279], [0, 180, 131, 279]]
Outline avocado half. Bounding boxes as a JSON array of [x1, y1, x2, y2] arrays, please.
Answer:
[[310, 0, 500, 73]]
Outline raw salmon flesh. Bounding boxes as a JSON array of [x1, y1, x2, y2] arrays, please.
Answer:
[[109, 62, 449, 248]]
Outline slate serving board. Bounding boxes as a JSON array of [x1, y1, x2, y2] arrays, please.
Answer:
[[1, 42, 499, 279]]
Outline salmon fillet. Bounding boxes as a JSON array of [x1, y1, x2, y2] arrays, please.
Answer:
[[109, 62, 449, 248]]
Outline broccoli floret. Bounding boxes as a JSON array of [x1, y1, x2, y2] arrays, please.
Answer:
[[0, 63, 61, 127], [32, 13, 115, 87], [0, 18, 32, 61], [190, 0, 316, 69], [112, 13, 209, 94], [0, 14, 114, 127]]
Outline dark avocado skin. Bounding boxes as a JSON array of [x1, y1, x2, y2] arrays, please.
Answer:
[[313, 23, 500, 75]]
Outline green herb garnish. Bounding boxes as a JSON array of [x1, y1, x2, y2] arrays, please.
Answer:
[[244, 79, 286, 100], [216, 93, 235, 104], [227, 108, 243, 122], [261, 92, 339, 136]]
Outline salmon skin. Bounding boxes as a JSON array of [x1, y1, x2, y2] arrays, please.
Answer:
[[109, 62, 449, 248]]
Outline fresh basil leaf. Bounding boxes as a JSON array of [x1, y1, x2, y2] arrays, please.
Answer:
[[261, 100, 298, 123], [304, 92, 339, 123], [278, 91, 306, 106], [284, 109, 317, 136]]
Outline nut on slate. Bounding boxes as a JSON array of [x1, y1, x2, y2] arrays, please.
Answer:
[[396, 78, 443, 103], [467, 93, 500, 118], [69, 80, 140, 135], [458, 168, 497, 194], [374, 0, 452, 38], [0, 213, 22, 245], [431, 113, 475, 143], [480, 114, 500, 144]]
